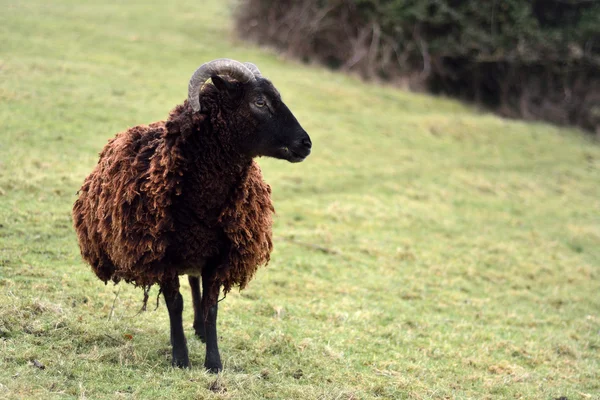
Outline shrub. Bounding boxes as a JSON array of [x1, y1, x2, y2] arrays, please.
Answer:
[[235, 0, 600, 134]]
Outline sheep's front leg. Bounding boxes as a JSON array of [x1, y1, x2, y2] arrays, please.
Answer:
[[202, 272, 222, 373], [161, 279, 190, 368], [188, 276, 206, 342]]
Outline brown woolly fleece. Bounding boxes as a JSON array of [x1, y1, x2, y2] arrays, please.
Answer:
[[72, 90, 274, 295]]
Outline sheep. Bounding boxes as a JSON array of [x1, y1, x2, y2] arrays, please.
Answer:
[[72, 58, 312, 372]]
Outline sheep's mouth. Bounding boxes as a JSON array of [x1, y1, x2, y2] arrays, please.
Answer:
[[281, 146, 310, 163]]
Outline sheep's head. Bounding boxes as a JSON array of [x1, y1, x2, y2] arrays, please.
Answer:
[[188, 59, 312, 163]]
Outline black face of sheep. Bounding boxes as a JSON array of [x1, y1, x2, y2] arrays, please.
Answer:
[[210, 75, 312, 163]]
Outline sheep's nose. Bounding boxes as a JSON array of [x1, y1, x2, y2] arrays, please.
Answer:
[[302, 136, 312, 149]]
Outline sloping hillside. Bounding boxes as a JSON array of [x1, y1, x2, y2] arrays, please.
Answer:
[[0, 1, 599, 398]]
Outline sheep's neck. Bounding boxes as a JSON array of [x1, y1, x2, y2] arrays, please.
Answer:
[[180, 127, 252, 221]]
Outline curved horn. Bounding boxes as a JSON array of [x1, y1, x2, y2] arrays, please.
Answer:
[[244, 62, 262, 78], [187, 58, 255, 112]]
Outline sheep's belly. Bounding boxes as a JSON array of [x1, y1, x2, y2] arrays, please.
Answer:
[[177, 258, 207, 277]]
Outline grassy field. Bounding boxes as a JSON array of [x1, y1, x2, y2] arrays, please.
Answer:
[[1, 0, 599, 399]]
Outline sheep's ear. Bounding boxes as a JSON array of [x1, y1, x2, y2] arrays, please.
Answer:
[[211, 75, 241, 99]]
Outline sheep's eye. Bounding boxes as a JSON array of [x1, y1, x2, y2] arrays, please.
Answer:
[[255, 99, 266, 107]]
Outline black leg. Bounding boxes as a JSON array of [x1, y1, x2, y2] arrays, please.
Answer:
[[188, 276, 205, 342], [161, 278, 189, 368], [202, 272, 222, 373]]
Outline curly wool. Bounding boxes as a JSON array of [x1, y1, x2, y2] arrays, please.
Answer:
[[72, 91, 274, 294]]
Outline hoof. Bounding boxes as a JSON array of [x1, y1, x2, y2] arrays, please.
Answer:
[[172, 349, 190, 368], [172, 357, 190, 368], [205, 361, 222, 374], [195, 331, 206, 343]]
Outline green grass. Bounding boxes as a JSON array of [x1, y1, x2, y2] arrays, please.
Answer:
[[1, 0, 600, 399]]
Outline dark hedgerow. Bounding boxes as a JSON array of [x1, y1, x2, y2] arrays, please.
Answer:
[[235, 0, 600, 134]]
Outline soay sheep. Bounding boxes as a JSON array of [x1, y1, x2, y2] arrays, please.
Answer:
[[72, 59, 312, 372]]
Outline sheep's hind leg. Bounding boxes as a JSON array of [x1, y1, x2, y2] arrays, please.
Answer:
[[161, 278, 190, 368], [188, 276, 206, 342], [202, 272, 222, 373]]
